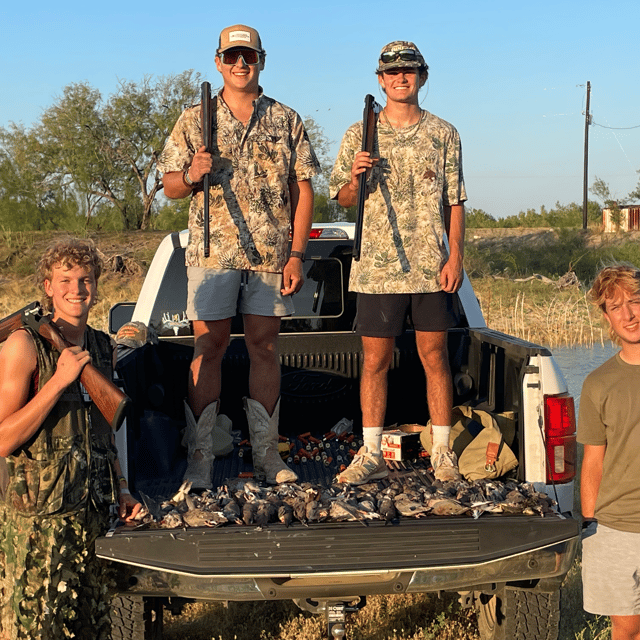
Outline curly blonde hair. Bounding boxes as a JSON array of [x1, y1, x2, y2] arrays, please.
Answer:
[[37, 237, 104, 312], [587, 262, 640, 344]]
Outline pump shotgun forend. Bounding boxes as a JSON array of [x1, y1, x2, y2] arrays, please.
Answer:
[[353, 94, 379, 261], [201, 81, 212, 258], [0, 302, 130, 432]]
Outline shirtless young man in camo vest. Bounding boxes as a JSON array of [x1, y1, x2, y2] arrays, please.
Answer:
[[330, 41, 466, 485], [0, 238, 140, 640]]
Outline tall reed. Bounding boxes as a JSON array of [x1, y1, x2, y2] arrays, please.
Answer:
[[472, 278, 607, 348]]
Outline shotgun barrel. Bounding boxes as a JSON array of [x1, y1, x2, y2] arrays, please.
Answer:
[[201, 81, 212, 258], [353, 94, 379, 261], [0, 302, 36, 344]]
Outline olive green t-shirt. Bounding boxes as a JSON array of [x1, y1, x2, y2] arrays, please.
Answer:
[[577, 353, 640, 532]]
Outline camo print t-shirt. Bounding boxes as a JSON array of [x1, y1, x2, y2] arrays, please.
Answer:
[[158, 91, 320, 272], [330, 110, 466, 294]]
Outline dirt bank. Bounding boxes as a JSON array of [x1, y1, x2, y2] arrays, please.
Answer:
[[466, 227, 640, 251]]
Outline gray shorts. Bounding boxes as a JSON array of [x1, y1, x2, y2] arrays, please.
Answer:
[[582, 522, 640, 615], [186, 267, 294, 321]]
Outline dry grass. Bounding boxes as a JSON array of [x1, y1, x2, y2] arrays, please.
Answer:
[[0, 229, 163, 334], [0, 267, 144, 335], [160, 565, 612, 640], [0, 230, 609, 349], [471, 277, 607, 348], [0, 274, 607, 347], [163, 592, 480, 640]]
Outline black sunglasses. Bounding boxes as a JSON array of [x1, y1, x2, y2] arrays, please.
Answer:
[[380, 49, 419, 64], [221, 48, 260, 65]]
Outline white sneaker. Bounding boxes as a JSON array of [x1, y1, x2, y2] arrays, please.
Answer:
[[431, 446, 462, 482], [336, 447, 388, 485]]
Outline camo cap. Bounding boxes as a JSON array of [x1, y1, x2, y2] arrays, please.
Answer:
[[377, 41, 427, 73], [218, 25, 264, 54]]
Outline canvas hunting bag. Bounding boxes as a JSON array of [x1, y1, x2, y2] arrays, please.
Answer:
[[421, 405, 518, 481]]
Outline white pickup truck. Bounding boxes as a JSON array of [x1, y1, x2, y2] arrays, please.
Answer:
[[100, 226, 579, 640]]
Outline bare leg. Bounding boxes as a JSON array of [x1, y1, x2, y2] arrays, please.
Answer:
[[360, 336, 395, 429], [334, 335, 392, 484], [243, 314, 282, 415], [188, 318, 232, 416], [415, 330, 460, 481], [415, 330, 452, 426]]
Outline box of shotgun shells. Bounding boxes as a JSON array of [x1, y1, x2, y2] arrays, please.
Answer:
[[381, 424, 424, 461]]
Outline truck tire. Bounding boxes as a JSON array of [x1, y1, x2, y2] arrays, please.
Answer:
[[475, 588, 560, 640], [110, 595, 163, 640]]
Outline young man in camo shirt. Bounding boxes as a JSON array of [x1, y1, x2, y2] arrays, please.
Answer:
[[159, 25, 321, 487], [330, 41, 466, 485]]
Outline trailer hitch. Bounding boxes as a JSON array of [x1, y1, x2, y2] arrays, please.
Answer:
[[293, 597, 366, 639]]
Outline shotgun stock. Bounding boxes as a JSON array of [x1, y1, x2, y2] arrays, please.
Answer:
[[353, 94, 380, 261], [0, 302, 130, 431], [201, 81, 212, 258]]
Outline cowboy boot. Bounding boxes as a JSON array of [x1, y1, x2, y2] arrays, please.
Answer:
[[244, 397, 298, 484], [182, 400, 227, 490]]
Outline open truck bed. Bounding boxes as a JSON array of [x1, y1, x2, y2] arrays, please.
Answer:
[[100, 230, 579, 639]]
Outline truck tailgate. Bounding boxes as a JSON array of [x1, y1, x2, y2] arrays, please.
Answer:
[[96, 515, 578, 600], [97, 515, 576, 576]]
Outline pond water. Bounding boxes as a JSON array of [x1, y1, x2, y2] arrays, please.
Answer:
[[552, 343, 618, 407]]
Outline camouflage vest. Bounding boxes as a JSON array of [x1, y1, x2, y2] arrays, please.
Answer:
[[2, 326, 119, 517]]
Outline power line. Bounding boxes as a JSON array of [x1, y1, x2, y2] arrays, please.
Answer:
[[591, 121, 640, 130]]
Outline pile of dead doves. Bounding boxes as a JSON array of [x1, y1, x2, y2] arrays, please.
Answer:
[[129, 475, 557, 530]]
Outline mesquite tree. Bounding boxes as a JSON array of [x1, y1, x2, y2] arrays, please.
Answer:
[[0, 71, 202, 230]]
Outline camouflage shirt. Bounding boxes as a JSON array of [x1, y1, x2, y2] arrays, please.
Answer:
[[158, 90, 321, 272], [330, 110, 466, 294]]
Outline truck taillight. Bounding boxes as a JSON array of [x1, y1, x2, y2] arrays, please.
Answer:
[[544, 394, 576, 483], [308, 227, 349, 239]]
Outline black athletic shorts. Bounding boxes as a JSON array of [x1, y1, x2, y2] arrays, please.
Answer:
[[354, 291, 460, 337]]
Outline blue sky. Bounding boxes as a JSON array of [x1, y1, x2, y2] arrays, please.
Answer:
[[3, 0, 639, 219]]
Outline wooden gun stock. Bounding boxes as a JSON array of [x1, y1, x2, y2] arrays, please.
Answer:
[[353, 94, 379, 261], [0, 302, 130, 431], [201, 81, 212, 258]]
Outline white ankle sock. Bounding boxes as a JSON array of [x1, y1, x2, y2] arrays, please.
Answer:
[[431, 425, 451, 450], [363, 427, 383, 455]]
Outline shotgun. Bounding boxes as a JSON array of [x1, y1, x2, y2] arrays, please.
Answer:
[[201, 81, 212, 258], [0, 302, 130, 431], [353, 94, 380, 261]]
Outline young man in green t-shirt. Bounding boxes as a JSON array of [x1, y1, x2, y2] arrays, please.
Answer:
[[579, 263, 640, 640]]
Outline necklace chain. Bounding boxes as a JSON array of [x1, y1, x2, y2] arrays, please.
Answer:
[[381, 108, 425, 142]]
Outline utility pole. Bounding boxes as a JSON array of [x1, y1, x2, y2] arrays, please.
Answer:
[[583, 81, 591, 229]]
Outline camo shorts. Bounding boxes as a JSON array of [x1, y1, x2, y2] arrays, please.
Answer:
[[582, 522, 640, 616]]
